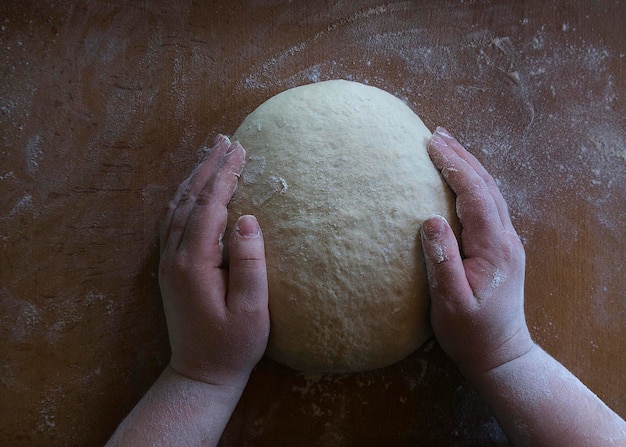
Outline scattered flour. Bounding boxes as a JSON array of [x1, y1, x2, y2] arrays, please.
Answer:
[[1, 2, 623, 444]]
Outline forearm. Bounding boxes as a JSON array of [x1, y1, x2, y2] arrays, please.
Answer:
[[471, 345, 626, 447], [106, 366, 245, 447]]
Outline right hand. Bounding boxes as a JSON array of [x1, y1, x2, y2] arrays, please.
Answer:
[[420, 127, 535, 378]]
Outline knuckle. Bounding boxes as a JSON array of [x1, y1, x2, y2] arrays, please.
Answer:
[[164, 200, 177, 216], [178, 190, 196, 206], [496, 232, 524, 264], [159, 254, 190, 280], [168, 212, 189, 234], [169, 217, 185, 232], [194, 191, 214, 206], [237, 299, 266, 317]]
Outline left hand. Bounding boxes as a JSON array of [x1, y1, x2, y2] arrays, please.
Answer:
[[158, 134, 270, 389]]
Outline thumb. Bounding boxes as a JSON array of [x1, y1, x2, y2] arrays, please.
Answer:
[[227, 215, 269, 313], [420, 215, 473, 306]]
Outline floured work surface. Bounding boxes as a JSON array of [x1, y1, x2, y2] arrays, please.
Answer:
[[0, 1, 624, 445]]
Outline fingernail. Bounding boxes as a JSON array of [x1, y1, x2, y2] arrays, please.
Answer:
[[225, 141, 244, 157], [421, 215, 447, 240], [214, 134, 231, 147], [435, 127, 453, 139], [429, 132, 447, 148], [235, 215, 261, 237]]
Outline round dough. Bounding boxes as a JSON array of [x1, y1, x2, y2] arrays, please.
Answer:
[[228, 80, 456, 373]]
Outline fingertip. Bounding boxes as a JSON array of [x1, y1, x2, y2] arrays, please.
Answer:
[[228, 215, 265, 264], [427, 131, 453, 169], [227, 215, 268, 314], [235, 140, 246, 156], [421, 215, 448, 242], [430, 127, 464, 155], [420, 217, 472, 307], [229, 141, 246, 159], [222, 141, 246, 180], [421, 216, 453, 268], [213, 133, 232, 148], [234, 215, 262, 238], [427, 127, 454, 151], [433, 127, 473, 163], [428, 131, 446, 150], [434, 126, 453, 139]]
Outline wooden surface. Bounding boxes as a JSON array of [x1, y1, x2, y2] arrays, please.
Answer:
[[1, 1, 624, 445]]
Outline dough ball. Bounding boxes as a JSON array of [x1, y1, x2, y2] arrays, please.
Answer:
[[228, 79, 456, 373]]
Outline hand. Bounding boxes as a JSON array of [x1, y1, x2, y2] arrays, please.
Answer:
[[106, 136, 269, 446], [158, 135, 269, 389], [420, 128, 626, 446], [421, 127, 534, 378]]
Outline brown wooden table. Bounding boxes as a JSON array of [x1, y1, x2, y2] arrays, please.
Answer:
[[1, 1, 624, 445]]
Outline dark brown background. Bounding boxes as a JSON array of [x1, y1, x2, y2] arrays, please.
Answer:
[[1, 1, 624, 445]]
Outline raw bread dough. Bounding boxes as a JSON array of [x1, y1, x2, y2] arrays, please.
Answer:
[[228, 79, 456, 373]]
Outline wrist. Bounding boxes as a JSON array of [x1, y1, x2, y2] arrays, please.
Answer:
[[106, 364, 249, 446], [460, 326, 536, 382], [165, 363, 250, 399], [167, 351, 255, 391], [468, 342, 540, 388]]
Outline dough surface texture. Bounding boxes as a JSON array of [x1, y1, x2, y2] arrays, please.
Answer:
[[229, 80, 456, 373]]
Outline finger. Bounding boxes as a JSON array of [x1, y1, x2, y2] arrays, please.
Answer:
[[434, 127, 515, 233], [160, 175, 192, 256], [427, 132, 505, 246], [160, 135, 232, 253], [421, 215, 474, 308], [227, 215, 269, 315], [161, 135, 233, 255], [178, 142, 246, 265]]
